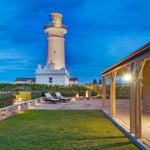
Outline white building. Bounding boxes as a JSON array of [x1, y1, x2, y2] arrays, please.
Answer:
[[35, 12, 70, 85], [69, 78, 78, 84], [15, 78, 35, 84]]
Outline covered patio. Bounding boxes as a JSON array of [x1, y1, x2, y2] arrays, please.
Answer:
[[101, 42, 150, 147]]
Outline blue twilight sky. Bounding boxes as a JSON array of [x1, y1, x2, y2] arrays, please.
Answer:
[[0, 0, 150, 84]]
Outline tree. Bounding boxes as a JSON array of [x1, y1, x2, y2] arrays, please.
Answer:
[[98, 79, 102, 85], [93, 79, 97, 85]]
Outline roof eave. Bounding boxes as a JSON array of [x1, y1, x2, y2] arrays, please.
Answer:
[[101, 42, 150, 76]]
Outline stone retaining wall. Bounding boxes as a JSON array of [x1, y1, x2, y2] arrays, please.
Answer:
[[0, 97, 44, 121]]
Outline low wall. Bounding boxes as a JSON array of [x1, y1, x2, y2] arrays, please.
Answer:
[[0, 97, 44, 121]]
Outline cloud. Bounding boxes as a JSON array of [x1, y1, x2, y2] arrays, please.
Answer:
[[0, 57, 38, 82], [0, 0, 149, 83], [0, 58, 33, 70], [64, 0, 150, 38]]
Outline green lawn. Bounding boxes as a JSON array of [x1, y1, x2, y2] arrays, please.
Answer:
[[0, 110, 138, 150]]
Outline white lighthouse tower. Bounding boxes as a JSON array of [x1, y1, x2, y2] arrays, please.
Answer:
[[45, 13, 66, 69], [35, 12, 70, 85]]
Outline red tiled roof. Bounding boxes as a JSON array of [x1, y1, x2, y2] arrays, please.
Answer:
[[69, 78, 78, 81], [15, 78, 36, 82]]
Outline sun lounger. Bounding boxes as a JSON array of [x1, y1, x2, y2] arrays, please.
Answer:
[[44, 93, 60, 104], [55, 92, 70, 102]]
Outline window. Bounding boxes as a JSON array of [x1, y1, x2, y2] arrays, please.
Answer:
[[49, 77, 53, 83]]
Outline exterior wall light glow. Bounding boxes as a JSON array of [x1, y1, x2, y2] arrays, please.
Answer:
[[19, 98, 22, 102], [123, 74, 132, 81], [76, 93, 79, 98]]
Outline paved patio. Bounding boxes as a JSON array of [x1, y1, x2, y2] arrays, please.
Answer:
[[29, 98, 150, 149], [29, 99, 102, 110], [105, 99, 150, 149]]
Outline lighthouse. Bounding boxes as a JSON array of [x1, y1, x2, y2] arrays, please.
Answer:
[[45, 13, 67, 69], [35, 12, 70, 85]]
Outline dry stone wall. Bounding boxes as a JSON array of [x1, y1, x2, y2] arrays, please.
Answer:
[[0, 97, 43, 121]]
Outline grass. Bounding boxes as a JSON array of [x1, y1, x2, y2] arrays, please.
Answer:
[[0, 110, 138, 150]]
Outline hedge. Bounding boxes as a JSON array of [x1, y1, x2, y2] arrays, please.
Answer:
[[106, 85, 130, 99], [0, 93, 16, 108], [31, 91, 43, 99]]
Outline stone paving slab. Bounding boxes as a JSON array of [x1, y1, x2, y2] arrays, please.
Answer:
[[29, 99, 102, 110]]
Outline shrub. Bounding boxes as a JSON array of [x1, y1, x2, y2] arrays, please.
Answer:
[[14, 91, 31, 101], [116, 86, 130, 99], [91, 90, 97, 96], [106, 85, 130, 99], [0, 93, 16, 108], [0, 84, 102, 98], [31, 91, 43, 99], [11, 86, 31, 91], [60, 90, 77, 97]]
